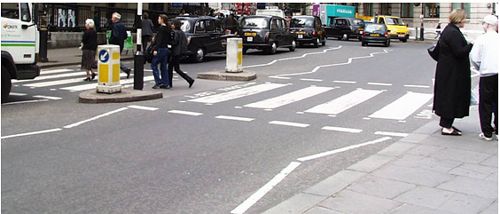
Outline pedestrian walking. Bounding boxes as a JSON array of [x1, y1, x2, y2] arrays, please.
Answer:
[[223, 14, 239, 34], [150, 14, 172, 89], [81, 19, 97, 81], [435, 22, 442, 39], [168, 20, 194, 88], [109, 12, 131, 78], [470, 15, 499, 141], [433, 9, 474, 136], [141, 12, 154, 53]]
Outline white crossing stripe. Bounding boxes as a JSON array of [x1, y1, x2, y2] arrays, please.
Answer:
[[269, 76, 291, 80], [322, 126, 363, 133], [404, 84, 430, 88], [168, 110, 203, 116], [299, 78, 323, 82], [60, 76, 155, 92], [269, 121, 310, 128], [33, 95, 62, 100], [369, 92, 433, 120], [189, 83, 287, 104], [215, 115, 255, 122], [1, 128, 63, 139], [9, 92, 27, 96], [368, 82, 392, 86], [128, 105, 158, 111], [333, 80, 356, 84], [374, 131, 409, 137], [24, 73, 127, 88], [16, 71, 85, 83], [305, 89, 383, 115], [244, 86, 333, 109], [40, 68, 75, 75]]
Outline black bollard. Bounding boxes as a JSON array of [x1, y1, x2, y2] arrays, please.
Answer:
[[134, 44, 144, 90]]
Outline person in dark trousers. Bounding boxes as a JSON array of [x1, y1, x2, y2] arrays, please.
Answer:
[[435, 22, 442, 39], [150, 14, 172, 89], [109, 12, 131, 78], [81, 19, 97, 81], [470, 15, 499, 141], [168, 20, 194, 88], [433, 9, 473, 136], [223, 14, 239, 34], [141, 12, 154, 53]]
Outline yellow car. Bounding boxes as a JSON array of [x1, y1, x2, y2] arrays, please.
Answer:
[[373, 15, 409, 42]]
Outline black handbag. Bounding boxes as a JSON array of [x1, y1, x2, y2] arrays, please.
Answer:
[[145, 45, 153, 63], [427, 41, 440, 61]]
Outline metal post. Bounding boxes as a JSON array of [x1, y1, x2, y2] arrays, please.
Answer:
[[419, 10, 424, 41], [133, 3, 144, 90], [39, 15, 49, 62]]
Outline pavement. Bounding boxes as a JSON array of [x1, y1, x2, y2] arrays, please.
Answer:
[[39, 47, 135, 69], [264, 106, 498, 214]]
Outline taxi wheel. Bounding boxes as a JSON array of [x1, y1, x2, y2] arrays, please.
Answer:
[[289, 40, 296, 52], [313, 38, 320, 48], [400, 38, 408, 43], [242, 47, 248, 55], [266, 42, 277, 54], [1, 65, 11, 103], [192, 48, 205, 63]]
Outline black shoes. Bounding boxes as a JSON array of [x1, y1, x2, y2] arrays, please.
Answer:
[[91, 73, 96, 80], [160, 84, 171, 89], [83, 77, 91, 81], [152, 84, 161, 89], [123, 68, 131, 79], [188, 79, 195, 88], [441, 128, 461, 136]]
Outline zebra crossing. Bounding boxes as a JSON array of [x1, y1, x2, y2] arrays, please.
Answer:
[[185, 82, 434, 121]]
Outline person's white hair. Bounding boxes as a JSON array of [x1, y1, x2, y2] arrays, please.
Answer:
[[112, 12, 121, 20], [85, 19, 95, 28], [483, 15, 498, 26]]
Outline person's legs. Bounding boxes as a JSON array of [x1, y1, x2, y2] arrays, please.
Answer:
[[173, 55, 193, 87], [440, 117, 454, 129], [479, 75, 497, 138], [168, 55, 174, 87], [159, 48, 170, 88], [151, 53, 162, 87]]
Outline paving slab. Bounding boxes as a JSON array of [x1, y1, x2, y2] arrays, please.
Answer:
[[400, 133, 430, 144], [304, 207, 343, 214], [376, 142, 417, 157], [197, 71, 257, 81], [262, 193, 326, 214], [372, 164, 454, 187], [407, 144, 445, 157], [319, 190, 401, 214], [438, 176, 498, 199], [347, 175, 416, 199], [346, 154, 395, 173], [430, 147, 491, 164], [391, 154, 462, 173], [480, 201, 498, 214], [394, 186, 455, 209], [302, 170, 366, 197], [448, 163, 497, 179], [479, 155, 498, 167], [389, 203, 453, 214], [438, 192, 494, 214]]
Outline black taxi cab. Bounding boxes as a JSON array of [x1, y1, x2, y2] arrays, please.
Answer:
[[239, 15, 296, 54], [290, 15, 326, 47]]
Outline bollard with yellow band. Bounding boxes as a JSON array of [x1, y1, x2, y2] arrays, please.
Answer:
[[225, 38, 243, 73], [96, 45, 122, 94]]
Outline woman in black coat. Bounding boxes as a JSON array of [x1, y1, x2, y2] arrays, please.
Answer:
[[433, 9, 473, 136], [81, 19, 97, 81]]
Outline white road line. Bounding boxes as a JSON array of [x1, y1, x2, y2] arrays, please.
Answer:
[[40, 68, 75, 75], [128, 105, 158, 111], [189, 83, 287, 104], [374, 131, 409, 137], [367, 82, 392, 86], [305, 89, 383, 115], [15, 71, 85, 83], [33, 95, 62, 100], [404, 84, 430, 88], [244, 86, 333, 109], [297, 137, 392, 162], [1, 128, 63, 140], [299, 78, 323, 82], [333, 80, 356, 84], [63, 107, 128, 129], [322, 126, 363, 133], [269, 121, 310, 128], [231, 161, 301, 214], [60, 76, 155, 92], [369, 92, 433, 120], [2, 99, 49, 105], [9, 92, 27, 96], [268, 76, 291, 80], [167, 110, 203, 116], [24, 73, 126, 88], [215, 115, 255, 122]]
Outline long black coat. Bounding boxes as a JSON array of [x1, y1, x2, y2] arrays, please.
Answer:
[[433, 23, 473, 119]]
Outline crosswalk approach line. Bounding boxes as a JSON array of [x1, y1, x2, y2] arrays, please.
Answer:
[[305, 88, 383, 115], [369, 91, 433, 120], [244, 86, 333, 109], [189, 83, 288, 104]]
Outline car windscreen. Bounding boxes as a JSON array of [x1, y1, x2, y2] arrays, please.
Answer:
[[240, 17, 268, 29], [364, 24, 386, 32], [290, 17, 314, 28], [351, 19, 364, 26], [178, 19, 191, 32], [385, 17, 401, 25]]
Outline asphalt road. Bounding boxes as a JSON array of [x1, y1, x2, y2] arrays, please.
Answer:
[[2, 39, 439, 213]]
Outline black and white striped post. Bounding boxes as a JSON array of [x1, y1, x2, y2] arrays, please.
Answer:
[[133, 3, 144, 90]]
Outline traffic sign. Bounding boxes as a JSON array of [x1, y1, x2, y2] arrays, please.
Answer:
[[98, 49, 109, 63]]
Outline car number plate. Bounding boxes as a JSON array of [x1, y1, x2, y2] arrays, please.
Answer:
[[298, 35, 303, 39], [247, 37, 253, 42], [370, 34, 379, 37], [398, 34, 405, 38]]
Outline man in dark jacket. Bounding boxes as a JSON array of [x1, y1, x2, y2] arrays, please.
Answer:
[[109, 12, 131, 78], [168, 20, 194, 88]]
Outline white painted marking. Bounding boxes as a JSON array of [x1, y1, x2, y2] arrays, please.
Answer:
[[322, 126, 362, 133], [9, 92, 27, 96], [269, 76, 291, 80], [16, 71, 85, 83], [179, 101, 187, 103], [269, 121, 310, 128], [2, 99, 49, 105], [230, 161, 301, 214], [299, 78, 323, 82], [1, 128, 63, 140], [128, 105, 158, 111], [60, 76, 155, 92], [404, 84, 430, 88], [167, 110, 203, 116], [245, 86, 333, 109], [363, 117, 371, 120], [189, 83, 287, 104], [305, 89, 383, 115], [369, 92, 433, 120], [297, 137, 392, 162], [63, 107, 128, 129], [215, 115, 255, 122], [33, 95, 62, 100], [40, 68, 75, 75], [23, 73, 121, 88], [234, 106, 243, 109], [50, 89, 57, 91], [374, 131, 409, 137], [367, 82, 392, 86], [333, 80, 356, 84]]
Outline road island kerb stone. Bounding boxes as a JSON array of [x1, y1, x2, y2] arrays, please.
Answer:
[[79, 89, 163, 103], [265, 109, 498, 214], [197, 71, 257, 81]]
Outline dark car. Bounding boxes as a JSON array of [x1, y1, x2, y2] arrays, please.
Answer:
[[172, 16, 235, 62], [361, 23, 390, 47], [289, 16, 326, 47], [325, 17, 365, 41], [239, 15, 296, 54]]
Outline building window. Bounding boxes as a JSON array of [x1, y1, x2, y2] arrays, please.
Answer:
[[363, 3, 373, 16], [400, 3, 413, 18], [424, 3, 439, 18], [451, 3, 470, 18], [380, 3, 392, 15]]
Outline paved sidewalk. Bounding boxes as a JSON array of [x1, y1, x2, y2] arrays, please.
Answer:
[[39, 47, 134, 69], [265, 106, 498, 214]]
